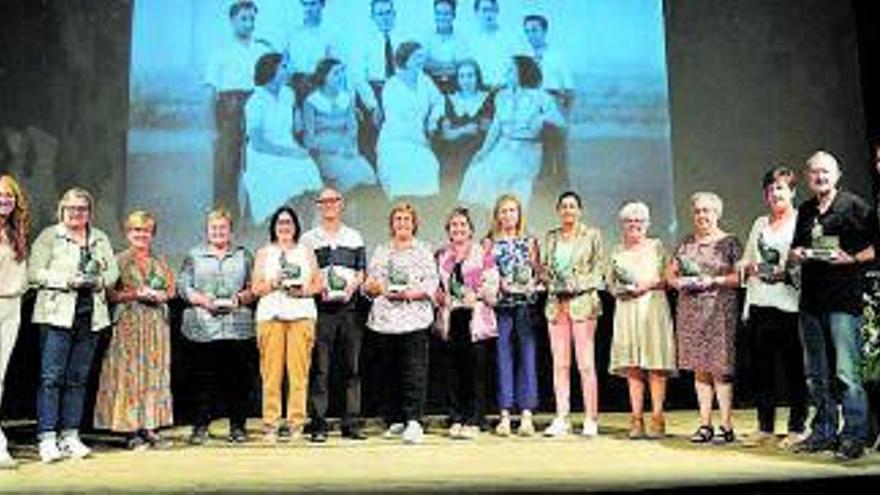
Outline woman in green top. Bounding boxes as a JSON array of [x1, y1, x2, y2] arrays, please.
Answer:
[[541, 191, 605, 438]]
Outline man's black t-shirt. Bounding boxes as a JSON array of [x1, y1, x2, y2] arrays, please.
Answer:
[[792, 190, 878, 315]]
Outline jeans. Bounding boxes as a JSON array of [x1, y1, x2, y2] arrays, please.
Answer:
[[496, 305, 538, 411], [799, 310, 868, 443], [36, 325, 99, 435]]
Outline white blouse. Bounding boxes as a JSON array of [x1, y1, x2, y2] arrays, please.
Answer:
[[255, 243, 317, 322], [741, 214, 800, 319]]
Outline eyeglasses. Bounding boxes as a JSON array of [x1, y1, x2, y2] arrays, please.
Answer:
[[316, 197, 342, 205], [65, 205, 90, 213]]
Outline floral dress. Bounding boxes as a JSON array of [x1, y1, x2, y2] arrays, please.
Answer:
[[94, 250, 174, 432], [673, 235, 742, 377]]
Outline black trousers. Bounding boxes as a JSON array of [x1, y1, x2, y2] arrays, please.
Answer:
[[374, 329, 429, 425], [189, 338, 255, 431], [445, 310, 490, 426], [750, 306, 808, 433], [309, 308, 363, 428]]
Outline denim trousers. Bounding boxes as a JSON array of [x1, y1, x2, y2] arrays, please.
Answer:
[[36, 323, 99, 435], [496, 305, 538, 412], [799, 310, 868, 443]]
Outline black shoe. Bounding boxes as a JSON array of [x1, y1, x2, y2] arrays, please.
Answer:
[[713, 426, 736, 445], [791, 434, 837, 453], [188, 426, 209, 446], [689, 425, 714, 444], [341, 425, 367, 440], [834, 439, 865, 461], [228, 427, 248, 444], [310, 428, 328, 443]]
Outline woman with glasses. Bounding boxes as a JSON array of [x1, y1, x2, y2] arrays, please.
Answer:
[[29, 188, 119, 463]]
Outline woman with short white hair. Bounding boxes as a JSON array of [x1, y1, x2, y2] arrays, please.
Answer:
[[667, 192, 742, 444], [608, 201, 676, 439]]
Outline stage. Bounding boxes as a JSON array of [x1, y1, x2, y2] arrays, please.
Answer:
[[1, 410, 878, 493]]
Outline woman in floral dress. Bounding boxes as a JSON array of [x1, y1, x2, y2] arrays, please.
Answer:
[[94, 210, 174, 449]]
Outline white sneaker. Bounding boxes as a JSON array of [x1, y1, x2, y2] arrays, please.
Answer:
[[544, 417, 570, 437], [448, 422, 463, 439], [518, 415, 536, 437], [59, 433, 91, 459], [401, 420, 424, 444], [495, 416, 512, 437], [383, 422, 406, 439], [0, 449, 17, 469], [39, 438, 64, 464], [459, 425, 479, 440], [581, 419, 599, 437]]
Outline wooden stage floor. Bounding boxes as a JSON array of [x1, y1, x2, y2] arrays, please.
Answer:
[[1, 410, 878, 493]]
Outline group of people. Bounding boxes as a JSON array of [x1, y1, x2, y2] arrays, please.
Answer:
[[0, 147, 878, 468], [207, 0, 570, 222]]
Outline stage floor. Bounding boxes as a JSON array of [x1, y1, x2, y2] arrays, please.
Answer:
[[1, 410, 878, 493]]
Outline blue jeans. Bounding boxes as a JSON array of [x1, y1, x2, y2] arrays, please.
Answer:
[[36, 325, 99, 435], [496, 305, 538, 411], [799, 311, 868, 443]]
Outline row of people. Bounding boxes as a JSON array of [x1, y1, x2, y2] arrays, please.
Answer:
[[212, 0, 567, 220], [0, 149, 875, 467], [242, 48, 562, 222]]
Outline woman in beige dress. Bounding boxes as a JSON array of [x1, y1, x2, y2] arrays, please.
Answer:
[[607, 201, 675, 439]]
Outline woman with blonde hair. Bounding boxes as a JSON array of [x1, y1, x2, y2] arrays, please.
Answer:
[[94, 210, 175, 450], [608, 201, 676, 439], [0, 175, 29, 467], [487, 194, 540, 436], [29, 187, 119, 463]]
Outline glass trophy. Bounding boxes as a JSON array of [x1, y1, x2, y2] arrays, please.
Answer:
[[77, 246, 101, 289], [506, 263, 532, 295], [804, 220, 839, 261], [756, 233, 783, 281], [147, 265, 167, 292], [449, 271, 467, 308], [210, 276, 235, 312], [612, 259, 638, 296], [279, 252, 303, 290], [676, 254, 707, 291], [387, 260, 409, 294], [325, 264, 348, 301]]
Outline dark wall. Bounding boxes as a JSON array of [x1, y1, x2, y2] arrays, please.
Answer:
[[665, 0, 871, 236], [0, 0, 131, 232]]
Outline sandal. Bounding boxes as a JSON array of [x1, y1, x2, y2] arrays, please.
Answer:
[[689, 425, 714, 444], [714, 426, 736, 444]]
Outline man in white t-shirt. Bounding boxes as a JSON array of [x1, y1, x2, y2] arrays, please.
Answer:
[[204, 1, 273, 218]]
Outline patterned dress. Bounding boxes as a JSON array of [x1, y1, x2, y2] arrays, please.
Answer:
[[674, 234, 742, 377], [94, 250, 174, 432]]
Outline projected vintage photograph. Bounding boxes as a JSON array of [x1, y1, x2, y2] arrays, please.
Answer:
[[127, 0, 674, 257]]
